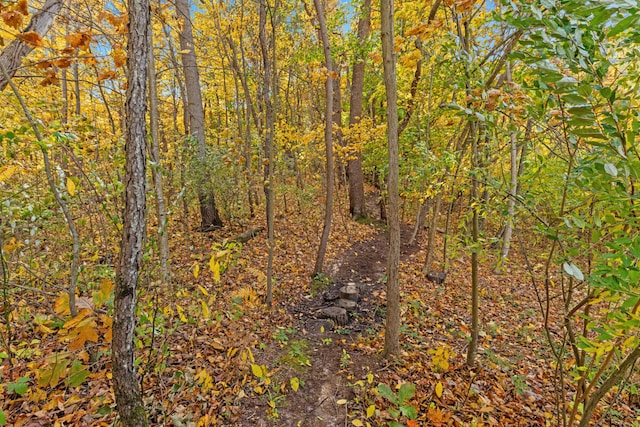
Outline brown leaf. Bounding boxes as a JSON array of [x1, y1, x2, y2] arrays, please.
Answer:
[[97, 70, 118, 81], [40, 69, 58, 86], [2, 10, 24, 29], [61, 46, 76, 56], [17, 31, 43, 47], [15, 0, 28, 15], [35, 60, 53, 69], [65, 31, 92, 50], [53, 57, 73, 68]]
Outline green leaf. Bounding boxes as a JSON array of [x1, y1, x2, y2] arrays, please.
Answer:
[[621, 295, 639, 310], [0, 409, 6, 426], [562, 94, 588, 105], [67, 360, 89, 387], [563, 262, 585, 281], [388, 422, 405, 427], [400, 404, 418, 419], [378, 383, 397, 405], [8, 376, 29, 396], [608, 15, 639, 38], [604, 162, 618, 177], [398, 382, 416, 403]]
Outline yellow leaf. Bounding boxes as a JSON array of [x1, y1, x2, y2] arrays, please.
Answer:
[[336, 399, 348, 405], [251, 363, 264, 378], [366, 404, 375, 418], [352, 420, 364, 427], [367, 373, 374, 384], [66, 177, 76, 196], [290, 377, 299, 391], [435, 381, 443, 398], [198, 284, 208, 296], [210, 256, 220, 283], [0, 165, 18, 183], [176, 305, 187, 322], [193, 263, 200, 279], [200, 299, 210, 319]]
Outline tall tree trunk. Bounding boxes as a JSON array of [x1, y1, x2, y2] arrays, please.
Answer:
[[148, 23, 169, 286], [496, 68, 518, 272], [312, 0, 334, 277], [422, 193, 442, 272], [0, 0, 64, 91], [259, 0, 276, 306], [466, 122, 480, 367], [346, 0, 370, 219], [111, 0, 150, 422], [176, 0, 223, 230], [381, 0, 400, 359], [333, 69, 345, 186], [73, 61, 81, 115], [61, 67, 69, 125]]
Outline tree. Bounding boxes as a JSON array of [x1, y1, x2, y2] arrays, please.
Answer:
[[311, 0, 335, 277], [380, 0, 400, 358], [259, 0, 275, 305], [111, 0, 150, 422], [176, 0, 223, 231], [0, 0, 65, 91], [346, 0, 371, 219], [148, 19, 169, 286]]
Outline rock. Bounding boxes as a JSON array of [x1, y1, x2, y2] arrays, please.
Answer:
[[336, 299, 357, 311], [427, 271, 447, 284], [339, 284, 359, 301], [323, 290, 339, 302], [320, 306, 348, 326]]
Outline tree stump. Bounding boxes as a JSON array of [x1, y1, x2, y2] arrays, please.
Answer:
[[340, 284, 359, 301], [336, 299, 357, 311], [321, 306, 348, 326]]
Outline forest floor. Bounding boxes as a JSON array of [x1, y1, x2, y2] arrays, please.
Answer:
[[2, 193, 639, 426]]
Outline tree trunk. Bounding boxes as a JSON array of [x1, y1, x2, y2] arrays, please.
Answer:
[[467, 121, 480, 367], [409, 197, 430, 246], [422, 193, 442, 272], [176, 0, 222, 230], [312, 0, 334, 277], [346, 0, 370, 219], [259, 0, 275, 306], [111, 0, 150, 422], [0, 0, 64, 91], [73, 61, 81, 115], [333, 69, 345, 186], [148, 22, 170, 286], [381, 0, 400, 359]]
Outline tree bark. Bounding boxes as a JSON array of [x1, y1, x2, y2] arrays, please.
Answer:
[[111, 0, 150, 422], [259, 0, 276, 306], [176, 0, 223, 230], [0, 0, 64, 92], [312, 0, 335, 277], [148, 22, 169, 286], [381, 0, 400, 358], [466, 122, 480, 367], [346, 0, 370, 219]]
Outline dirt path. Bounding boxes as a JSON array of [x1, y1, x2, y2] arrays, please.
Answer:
[[240, 224, 419, 426]]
